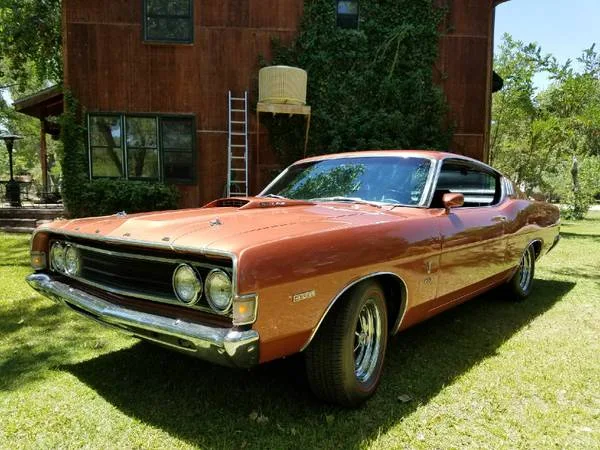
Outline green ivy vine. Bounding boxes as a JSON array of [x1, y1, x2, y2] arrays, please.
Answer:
[[58, 90, 89, 215], [263, 0, 452, 165]]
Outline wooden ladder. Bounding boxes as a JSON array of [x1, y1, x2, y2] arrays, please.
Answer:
[[227, 91, 249, 197]]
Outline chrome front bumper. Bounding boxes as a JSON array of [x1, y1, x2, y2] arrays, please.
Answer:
[[26, 273, 259, 368]]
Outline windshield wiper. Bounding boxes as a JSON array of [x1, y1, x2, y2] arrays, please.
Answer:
[[309, 196, 382, 209]]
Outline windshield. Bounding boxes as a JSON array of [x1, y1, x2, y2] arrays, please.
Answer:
[[261, 156, 433, 206]]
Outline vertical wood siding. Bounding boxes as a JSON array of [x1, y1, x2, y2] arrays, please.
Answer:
[[64, 0, 496, 207]]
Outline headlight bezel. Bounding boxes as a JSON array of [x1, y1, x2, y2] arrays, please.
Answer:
[[64, 245, 81, 276], [50, 241, 66, 273], [172, 263, 204, 306], [205, 268, 234, 314]]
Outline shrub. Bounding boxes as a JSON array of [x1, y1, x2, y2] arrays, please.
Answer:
[[545, 156, 599, 220], [68, 179, 180, 218]]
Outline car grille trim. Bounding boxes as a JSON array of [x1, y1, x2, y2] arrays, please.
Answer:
[[51, 241, 232, 315]]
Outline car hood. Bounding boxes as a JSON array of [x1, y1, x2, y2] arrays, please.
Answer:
[[41, 197, 416, 254]]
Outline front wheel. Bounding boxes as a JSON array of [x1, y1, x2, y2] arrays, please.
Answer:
[[506, 244, 536, 300], [304, 281, 388, 407]]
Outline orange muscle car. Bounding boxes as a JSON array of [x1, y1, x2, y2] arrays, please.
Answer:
[[27, 150, 560, 406]]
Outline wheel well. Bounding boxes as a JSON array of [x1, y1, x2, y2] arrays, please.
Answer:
[[531, 240, 543, 259], [375, 274, 408, 334], [300, 273, 408, 352]]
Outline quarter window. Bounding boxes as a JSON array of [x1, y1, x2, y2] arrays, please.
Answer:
[[144, 0, 193, 43], [433, 161, 501, 207], [88, 114, 195, 183]]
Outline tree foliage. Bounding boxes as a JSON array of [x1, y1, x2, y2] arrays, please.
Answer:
[[0, 62, 62, 190], [0, 0, 62, 87], [263, 0, 451, 165], [0, 0, 63, 191], [491, 34, 600, 219]]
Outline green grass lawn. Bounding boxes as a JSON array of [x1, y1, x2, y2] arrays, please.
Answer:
[[1, 214, 598, 449]]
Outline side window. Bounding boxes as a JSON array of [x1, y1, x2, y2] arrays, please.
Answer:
[[144, 0, 194, 43], [432, 161, 501, 208]]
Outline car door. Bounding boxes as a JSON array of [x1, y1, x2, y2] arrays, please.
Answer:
[[429, 159, 507, 313]]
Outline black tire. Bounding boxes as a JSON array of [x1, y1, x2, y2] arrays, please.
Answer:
[[506, 244, 536, 301], [304, 280, 388, 407]]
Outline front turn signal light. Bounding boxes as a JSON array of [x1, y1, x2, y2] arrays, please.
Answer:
[[30, 251, 47, 270], [233, 294, 258, 326]]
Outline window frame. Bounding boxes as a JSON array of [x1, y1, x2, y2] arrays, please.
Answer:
[[143, 0, 194, 44], [87, 112, 196, 184]]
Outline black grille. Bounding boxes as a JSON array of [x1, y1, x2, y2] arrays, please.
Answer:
[[79, 248, 176, 299], [52, 241, 233, 313]]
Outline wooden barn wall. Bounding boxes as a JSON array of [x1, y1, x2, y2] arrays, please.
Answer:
[[63, 0, 303, 207], [64, 0, 496, 207], [437, 0, 496, 162]]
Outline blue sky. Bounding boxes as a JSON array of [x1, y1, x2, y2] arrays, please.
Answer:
[[494, 0, 599, 88]]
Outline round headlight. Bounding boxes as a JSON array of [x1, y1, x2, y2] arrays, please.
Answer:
[[206, 269, 233, 314], [64, 245, 81, 276], [172, 264, 203, 305], [50, 242, 66, 273]]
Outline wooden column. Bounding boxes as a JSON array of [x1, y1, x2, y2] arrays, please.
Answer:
[[40, 120, 48, 194]]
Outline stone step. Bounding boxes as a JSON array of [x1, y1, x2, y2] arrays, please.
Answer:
[[0, 226, 34, 234], [0, 218, 37, 228], [0, 207, 64, 220]]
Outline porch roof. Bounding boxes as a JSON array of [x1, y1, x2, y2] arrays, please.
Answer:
[[13, 85, 63, 120]]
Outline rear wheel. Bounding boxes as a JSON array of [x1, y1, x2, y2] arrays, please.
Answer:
[[506, 244, 536, 300], [304, 281, 388, 407]]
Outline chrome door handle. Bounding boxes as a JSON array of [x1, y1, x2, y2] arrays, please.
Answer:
[[492, 215, 507, 222]]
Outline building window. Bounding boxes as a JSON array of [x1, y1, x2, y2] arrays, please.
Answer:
[[161, 117, 194, 182], [144, 0, 193, 43], [88, 114, 195, 183], [337, 1, 359, 29], [126, 117, 160, 179], [89, 115, 124, 178]]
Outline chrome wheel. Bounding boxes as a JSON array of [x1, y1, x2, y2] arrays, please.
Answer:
[[353, 299, 382, 383], [305, 280, 388, 406], [518, 247, 534, 291]]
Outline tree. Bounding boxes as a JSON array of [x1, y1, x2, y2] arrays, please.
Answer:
[[491, 34, 600, 219], [0, 0, 62, 87], [0, 1, 63, 193], [489, 33, 559, 190]]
